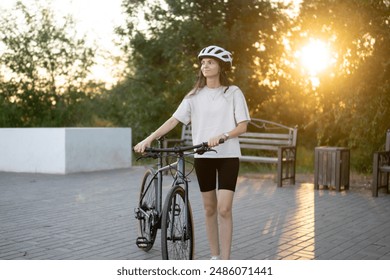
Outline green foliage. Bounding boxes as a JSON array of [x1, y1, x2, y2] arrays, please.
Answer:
[[105, 0, 390, 172], [290, 0, 390, 172], [3, 0, 386, 173], [0, 0, 99, 127], [108, 0, 289, 144]]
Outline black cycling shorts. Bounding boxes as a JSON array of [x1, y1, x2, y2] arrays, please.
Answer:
[[194, 158, 239, 192]]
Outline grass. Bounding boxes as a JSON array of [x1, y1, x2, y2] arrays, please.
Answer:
[[132, 146, 315, 172], [296, 145, 315, 173], [132, 145, 363, 176], [132, 148, 373, 189], [238, 145, 316, 175]]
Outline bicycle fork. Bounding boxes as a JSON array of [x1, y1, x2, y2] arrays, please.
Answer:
[[169, 157, 191, 243]]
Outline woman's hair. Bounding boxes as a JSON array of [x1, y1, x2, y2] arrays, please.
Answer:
[[186, 61, 230, 97]]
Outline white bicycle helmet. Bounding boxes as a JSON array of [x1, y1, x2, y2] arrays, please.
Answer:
[[198, 45, 233, 70]]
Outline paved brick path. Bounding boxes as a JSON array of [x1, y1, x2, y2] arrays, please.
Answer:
[[1, 167, 389, 260]]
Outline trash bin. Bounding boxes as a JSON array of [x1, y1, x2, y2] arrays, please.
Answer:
[[314, 146, 350, 191]]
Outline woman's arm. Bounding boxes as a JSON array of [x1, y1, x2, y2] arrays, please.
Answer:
[[208, 120, 249, 147], [225, 121, 249, 139], [134, 117, 180, 153]]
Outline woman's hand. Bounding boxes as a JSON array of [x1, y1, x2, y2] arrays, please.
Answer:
[[133, 138, 153, 153], [208, 134, 226, 147], [134, 117, 180, 153]]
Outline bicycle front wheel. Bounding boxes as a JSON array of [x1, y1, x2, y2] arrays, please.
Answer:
[[136, 168, 158, 252], [161, 184, 194, 260]]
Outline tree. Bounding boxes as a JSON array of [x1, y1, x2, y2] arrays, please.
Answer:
[[108, 0, 290, 142], [285, 0, 390, 171], [0, 0, 98, 127], [109, 0, 389, 172]]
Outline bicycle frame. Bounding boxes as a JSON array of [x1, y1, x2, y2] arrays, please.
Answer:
[[138, 138, 188, 229]]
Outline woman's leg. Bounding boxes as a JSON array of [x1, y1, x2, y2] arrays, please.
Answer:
[[216, 158, 238, 260], [217, 189, 235, 260], [196, 158, 237, 259], [201, 190, 220, 257]]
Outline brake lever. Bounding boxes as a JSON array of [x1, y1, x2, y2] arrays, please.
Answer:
[[136, 155, 146, 161], [194, 148, 204, 155], [195, 147, 217, 155], [136, 152, 158, 161]]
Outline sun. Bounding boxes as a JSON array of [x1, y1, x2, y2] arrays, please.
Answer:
[[297, 39, 332, 75]]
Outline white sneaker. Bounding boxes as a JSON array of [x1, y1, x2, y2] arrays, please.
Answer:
[[210, 256, 220, 260]]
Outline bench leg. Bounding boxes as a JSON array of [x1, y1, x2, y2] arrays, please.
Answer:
[[277, 163, 286, 187], [277, 153, 296, 187], [286, 161, 296, 186], [277, 167, 282, 187], [291, 159, 296, 185], [277, 150, 283, 187], [372, 154, 379, 197], [384, 173, 390, 194]]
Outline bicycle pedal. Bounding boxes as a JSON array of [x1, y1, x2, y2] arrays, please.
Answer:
[[136, 237, 150, 248]]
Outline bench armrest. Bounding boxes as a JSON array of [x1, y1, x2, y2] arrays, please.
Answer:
[[372, 151, 390, 196], [278, 146, 297, 160], [373, 151, 390, 168]]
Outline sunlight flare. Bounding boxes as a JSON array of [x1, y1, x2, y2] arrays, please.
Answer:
[[297, 39, 332, 75]]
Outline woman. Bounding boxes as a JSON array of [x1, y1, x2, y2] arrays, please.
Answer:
[[134, 45, 250, 260]]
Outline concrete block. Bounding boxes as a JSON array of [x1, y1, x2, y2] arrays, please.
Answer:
[[0, 128, 131, 174]]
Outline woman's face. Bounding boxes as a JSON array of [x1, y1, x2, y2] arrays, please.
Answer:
[[200, 58, 221, 79]]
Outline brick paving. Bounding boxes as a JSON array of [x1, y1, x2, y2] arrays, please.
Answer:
[[1, 167, 390, 260]]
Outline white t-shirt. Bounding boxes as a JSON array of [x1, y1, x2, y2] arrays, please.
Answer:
[[173, 85, 250, 158]]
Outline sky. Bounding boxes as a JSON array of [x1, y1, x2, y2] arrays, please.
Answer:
[[0, 0, 305, 86], [0, 0, 126, 86]]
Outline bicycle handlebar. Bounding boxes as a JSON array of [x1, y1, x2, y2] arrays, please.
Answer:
[[137, 139, 225, 159]]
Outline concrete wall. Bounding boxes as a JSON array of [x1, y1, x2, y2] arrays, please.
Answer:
[[0, 128, 132, 174]]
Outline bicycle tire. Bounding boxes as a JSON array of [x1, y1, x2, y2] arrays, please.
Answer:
[[161, 184, 194, 260], [136, 168, 158, 251]]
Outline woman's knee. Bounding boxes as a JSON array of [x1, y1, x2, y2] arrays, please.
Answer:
[[204, 203, 217, 217], [217, 190, 234, 219], [218, 205, 232, 219], [201, 190, 218, 217]]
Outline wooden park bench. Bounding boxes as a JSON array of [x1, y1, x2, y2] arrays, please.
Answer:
[[372, 129, 390, 197], [164, 118, 298, 187]]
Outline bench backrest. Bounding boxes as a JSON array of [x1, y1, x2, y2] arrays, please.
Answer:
[[239, 118, 298, 151], [181, 125, 193, 146], [180, 118, 297, 151]]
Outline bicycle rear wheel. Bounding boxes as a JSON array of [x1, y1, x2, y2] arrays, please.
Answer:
[[161, 184, 194, 260], [135, 168, 158, 251]]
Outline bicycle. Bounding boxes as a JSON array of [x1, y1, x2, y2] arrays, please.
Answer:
[[134, 137, 221, 260]]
